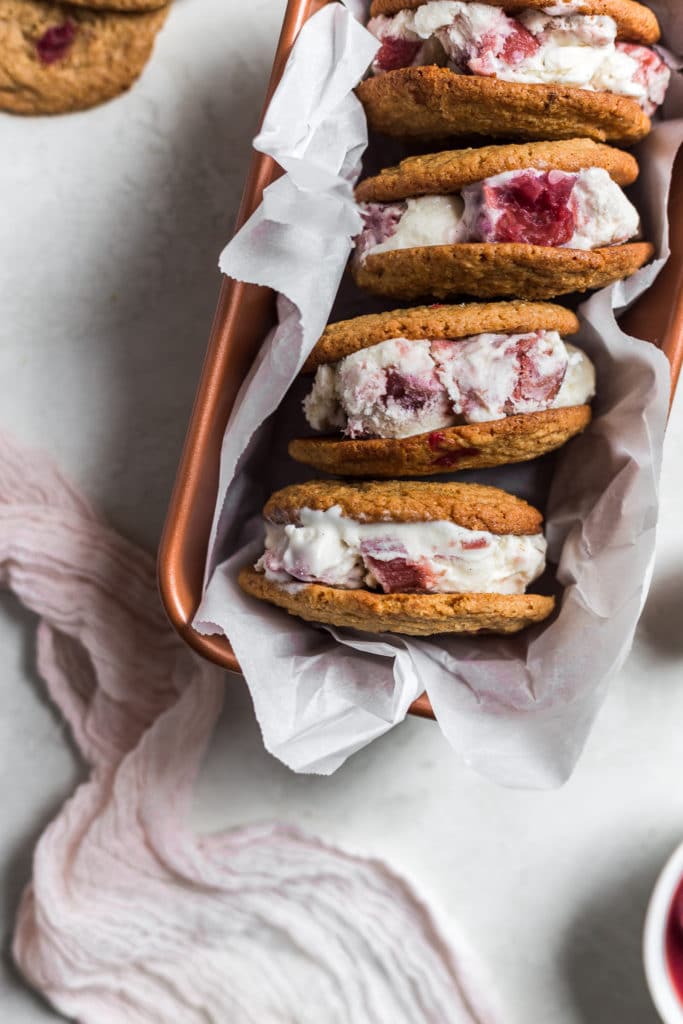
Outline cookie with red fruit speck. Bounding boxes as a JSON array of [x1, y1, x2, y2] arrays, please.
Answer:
[[0, 0, 167, 115]]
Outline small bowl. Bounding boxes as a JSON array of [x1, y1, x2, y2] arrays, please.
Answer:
[[644, 841, 683, 1023]]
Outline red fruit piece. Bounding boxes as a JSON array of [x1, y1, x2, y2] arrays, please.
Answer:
[[428, 431, 480, 466], [36, 20, 77, 65], [428, 431, 447, 451], [364, 556, 437, 593], [433, 448, 480, 468], [484, 171, 577, 247], [385, 371, 441, 413], [461, 537, 489, 550], [507, 334, 565, 410], [499, 23, 540, 65], [616, 42, 670, 113], [375, 36, 421, 72]]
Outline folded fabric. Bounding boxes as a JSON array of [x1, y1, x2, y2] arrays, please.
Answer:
[[0, 431, 500, 1024]]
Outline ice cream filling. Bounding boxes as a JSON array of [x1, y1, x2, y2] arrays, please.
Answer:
[[367, 1, 670, 114], [256, 506, 547, 595], [304, 331, 595, 439], [355, 167, 640, 261]]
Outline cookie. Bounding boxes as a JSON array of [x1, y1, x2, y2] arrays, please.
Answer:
[[238, 566, 555, 636], [66, 0, 166, 10], [289, 405, 592, 477], [355, 140, 639, 204], [263, 479, 544, 535], [0, 0, 167, 115], [369, 0, 661, 45], [356, 67, 652, 146], [353, 241, 654, 300], [303, 301, 579, 372]]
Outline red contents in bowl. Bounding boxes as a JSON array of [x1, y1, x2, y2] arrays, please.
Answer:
[[666, 877, 683, 1003], [375, 36, 421, 72], [484, 171, 577, 246], [36, 20, 76, 64]]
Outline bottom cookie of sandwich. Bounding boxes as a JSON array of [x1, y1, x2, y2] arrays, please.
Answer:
[[289, 406, 591, 477], [238, 567, 554, 636]]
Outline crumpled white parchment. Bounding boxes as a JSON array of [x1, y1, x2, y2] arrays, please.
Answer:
[[196, 0, 683, 788]]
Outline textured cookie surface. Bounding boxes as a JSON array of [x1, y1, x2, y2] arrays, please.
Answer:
[[239, 567, 555, 636], [0, 0, 166, 115], [263, 480, 544, 535], [289, 406, 592, 477], [353, 242, 653, 300], [65, 0, 166, 10], [368, 0, 660, 44], [357, 68, 651, 146], [304, 301, 579, 371], [356, 140, 639, 203]]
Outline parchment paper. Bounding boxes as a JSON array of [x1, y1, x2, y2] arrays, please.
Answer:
[[195, 0, 683, 788]]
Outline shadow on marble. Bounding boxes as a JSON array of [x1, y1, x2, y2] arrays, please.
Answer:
[[559, 840, 677, 1024], [638, 564, 683, 659], [1, 804, 71, 1022]]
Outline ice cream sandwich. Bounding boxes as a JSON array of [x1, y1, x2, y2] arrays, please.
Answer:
[[239, 479, 557, 630], [239, 480, 555, 635], [352, 139, 653, 300], [358, 0, 670, 145], [289, 301, 593, 476]]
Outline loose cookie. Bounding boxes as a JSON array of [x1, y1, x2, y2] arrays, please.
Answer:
[[0, 0, 167, 115]]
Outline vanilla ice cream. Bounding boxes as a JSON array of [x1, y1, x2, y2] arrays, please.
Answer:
[[356, 166, 640, 260], [368, 1, 670, 114], [257, 505, 547, 595], [303, 331, 595, 438]]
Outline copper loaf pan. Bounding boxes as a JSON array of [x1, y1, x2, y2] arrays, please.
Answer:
[[158, 0, 683, 722]]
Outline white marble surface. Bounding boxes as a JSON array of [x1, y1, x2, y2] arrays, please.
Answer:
[[1, 1, 683, 1020]]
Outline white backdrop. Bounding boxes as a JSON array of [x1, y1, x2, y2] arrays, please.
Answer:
[[1, 1, 683, 1021]]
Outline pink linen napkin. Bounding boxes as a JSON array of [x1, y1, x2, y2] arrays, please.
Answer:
[[0, 432, 500, 1024]]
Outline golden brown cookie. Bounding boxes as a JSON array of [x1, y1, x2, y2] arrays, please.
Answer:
[[0, 0, 167, 115], [238, 566, 555, 636], [303, 301, 579, 371], [263, 479, 544, 535], [368, 0, 661, 45], [356, 67, 652, 146], [353, 241, 654, 300], [289, 406, 592, 477], [356, 140, 639, 204], [67, 0, 166, 9]]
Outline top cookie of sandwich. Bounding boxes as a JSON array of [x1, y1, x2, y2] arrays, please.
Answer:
[[355, 139, 639, 203], [263, 480, 544, 536], [302, 300, 579, 371], [368, 0, 661, 45]]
